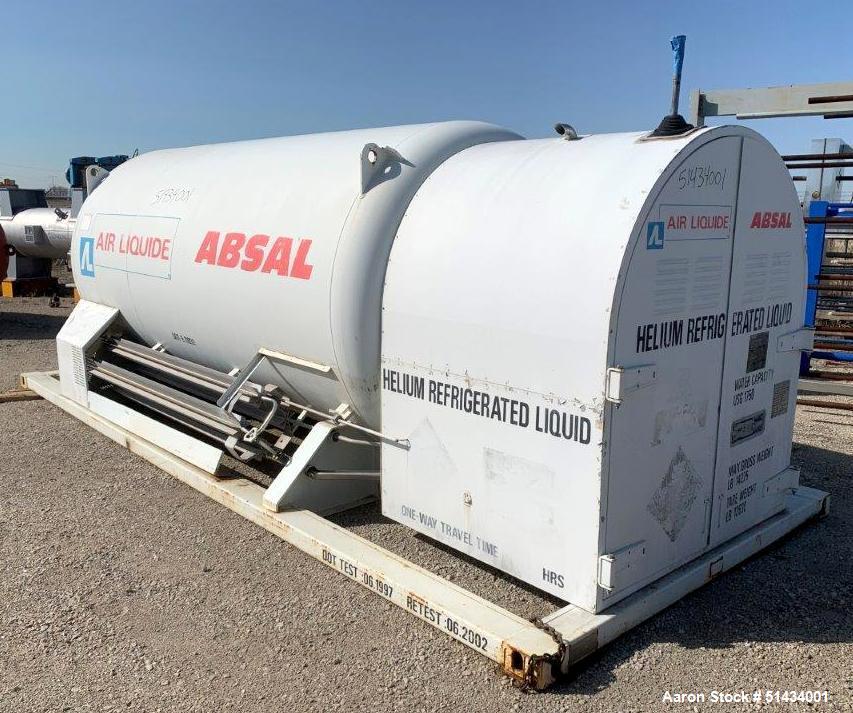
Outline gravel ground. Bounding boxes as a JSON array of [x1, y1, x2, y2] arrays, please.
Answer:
[[1, 298, 851, 712]]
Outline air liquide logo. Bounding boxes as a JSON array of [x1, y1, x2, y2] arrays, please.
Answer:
[[79, 236, 95, 277], [647, 221, 665, 250]]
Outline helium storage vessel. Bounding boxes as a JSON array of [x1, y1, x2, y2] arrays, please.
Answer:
[[64, 120, 812, 612]]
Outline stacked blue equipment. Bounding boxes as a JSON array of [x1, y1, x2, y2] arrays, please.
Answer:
[[802, 200, 853, 373], [66, 155, 129, 188]]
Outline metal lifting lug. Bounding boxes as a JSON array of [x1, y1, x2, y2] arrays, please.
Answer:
[[360, 143, 414, 195]]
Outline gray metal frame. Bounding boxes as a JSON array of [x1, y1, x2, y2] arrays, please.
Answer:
[[690, 82, 853, 127]]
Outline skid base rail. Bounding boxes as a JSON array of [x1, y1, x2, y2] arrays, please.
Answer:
[[21, 370, 830, 690]]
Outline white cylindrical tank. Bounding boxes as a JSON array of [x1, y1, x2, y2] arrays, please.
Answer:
[[1, 208, 74, 258], [67, 118, 813, 611], [0, 223, 7, 278], [71, 121, 521, 427]]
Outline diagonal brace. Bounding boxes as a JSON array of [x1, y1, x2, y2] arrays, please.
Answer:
[[262, 421, 337, 512]]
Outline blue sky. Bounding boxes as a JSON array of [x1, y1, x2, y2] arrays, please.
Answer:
[[2, 0, 851, 187]]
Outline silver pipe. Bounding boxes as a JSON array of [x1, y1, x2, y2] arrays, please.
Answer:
[[332, 433, 381, 447], [305, 468, 380, 481]]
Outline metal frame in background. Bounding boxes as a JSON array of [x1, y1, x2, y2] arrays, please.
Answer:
[[689, 82, 853, 126], [19, 370, 830, 690], [802, 200, 853, 373], [687, 81, 853, 395]]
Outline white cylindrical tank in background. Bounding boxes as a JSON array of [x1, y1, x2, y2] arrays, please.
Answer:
[[0, 223, 7, 278], [71, 121, 521, 427], [1, 207, 74, 258]]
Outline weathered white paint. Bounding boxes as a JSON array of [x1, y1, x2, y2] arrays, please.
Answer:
[[70, 122, 521, 428], [381, 126, 808, 610], [21, 370, 828, 689], [61, 119, 814, 615]]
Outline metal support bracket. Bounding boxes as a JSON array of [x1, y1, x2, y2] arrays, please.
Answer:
[[262, 421, 337, 512], [605, 364, 657, 404], [763, 466, 800, 498], [217, 347, 333, 412], [777, 328, 815, 353], [597, 540, 647, 591]]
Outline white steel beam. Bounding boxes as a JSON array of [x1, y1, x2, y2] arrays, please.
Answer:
[[690, 82, 853, 127], [87, 390, 222, 474]]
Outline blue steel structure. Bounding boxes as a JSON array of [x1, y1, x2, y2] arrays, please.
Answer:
[[65, 155, 129, 189], [802, 200, 853, 374]]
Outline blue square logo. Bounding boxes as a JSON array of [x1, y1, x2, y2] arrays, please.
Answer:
[[646, 222, 665, 250], [79, 236, 95, 277]]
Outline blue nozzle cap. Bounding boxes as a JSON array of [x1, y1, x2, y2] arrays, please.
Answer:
[[671, 35, 686, 77]]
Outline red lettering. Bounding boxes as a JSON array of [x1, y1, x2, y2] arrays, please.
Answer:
[[196, 229, 314, 279], [241, 234, 269, 271], [291, 239, 314, 280], [195, 231, 220, 264], [262, 237, 293, 275], [217, 232, 245, 268], [750, 210, 794, 230]]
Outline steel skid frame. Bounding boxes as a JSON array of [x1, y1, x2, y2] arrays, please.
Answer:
[[26, 293, 830, 689], [22, 369, 828, 690]]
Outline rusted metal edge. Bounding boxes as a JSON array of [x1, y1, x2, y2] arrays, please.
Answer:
[[0, 389, 41, 403], [20, 371, 562, 690], [797, 398, 853, 412]]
